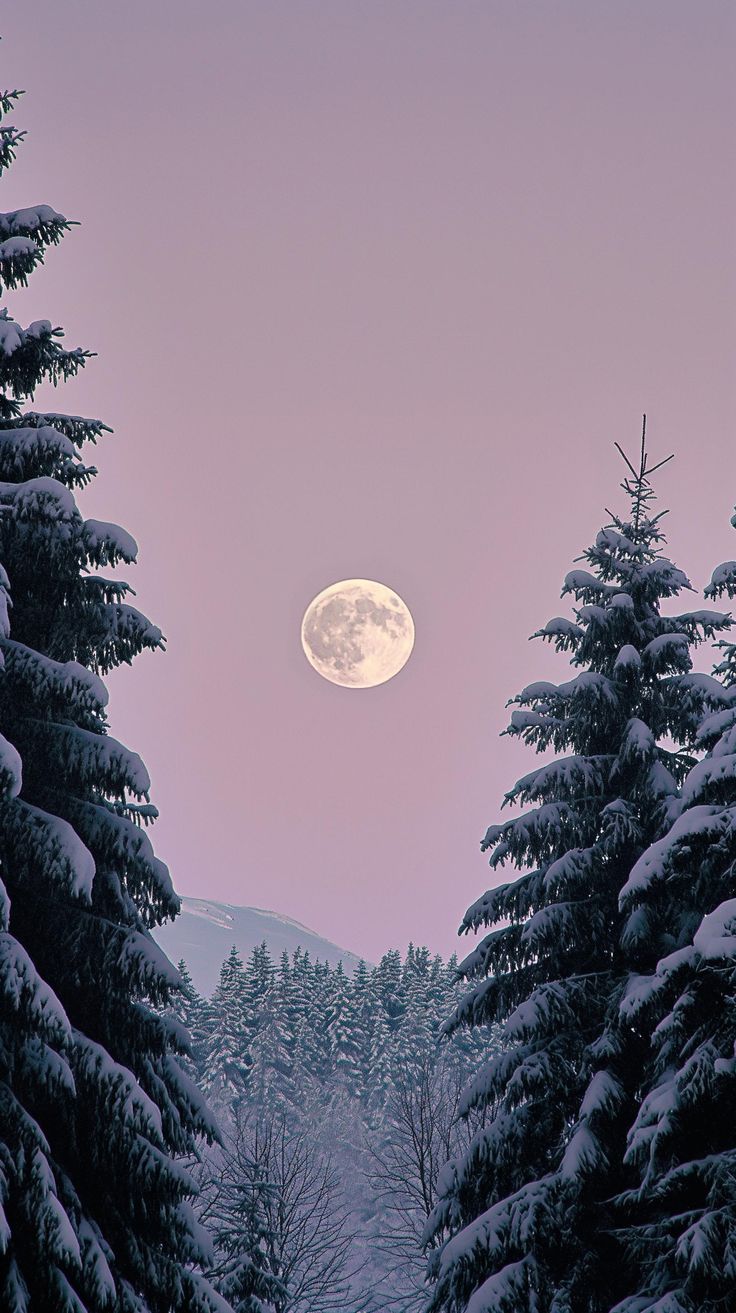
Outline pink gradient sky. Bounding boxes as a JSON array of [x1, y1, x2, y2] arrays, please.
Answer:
[[3, 3, 734, 962]]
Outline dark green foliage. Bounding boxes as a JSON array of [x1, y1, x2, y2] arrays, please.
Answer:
[[608, 522, 736, 1313], [425, 436, 731, 1313], [0, 61, 225, 1313]]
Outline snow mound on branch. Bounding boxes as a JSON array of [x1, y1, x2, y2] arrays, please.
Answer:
[[0, 204, 67, 235], [693, 900, 736, 961]]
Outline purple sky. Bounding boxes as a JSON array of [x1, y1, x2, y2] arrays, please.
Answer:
[[4, 3, 735, 962]]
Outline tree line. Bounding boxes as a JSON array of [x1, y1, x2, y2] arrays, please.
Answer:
[[170, 943, 497, 1312], [174, 942, 491, 1110]]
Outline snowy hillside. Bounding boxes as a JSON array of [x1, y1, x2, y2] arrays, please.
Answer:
[[153, 897, 365, 996]]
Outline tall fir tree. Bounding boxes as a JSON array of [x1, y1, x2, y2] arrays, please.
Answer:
[[610, 512, 736, 1312], [290, 950, 325, 1093], [373, 948, 405, 1034], [347, 960, 374, 1105], [243, 943, 276, 1019], [209, 1158, 283, 1313], [394, 947, 438, 1080], [200, 947, 251, 1104], [246, 980, 293, 1108], [166, 959, 206, 1079], [0, 74, 227, 1312], [307, 961, 336, 1085], [426, 429, 730, 1313], [325, 961, 362, 1095]]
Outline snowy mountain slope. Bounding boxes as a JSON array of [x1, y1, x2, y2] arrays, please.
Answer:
[[153, 897, 365, 996]]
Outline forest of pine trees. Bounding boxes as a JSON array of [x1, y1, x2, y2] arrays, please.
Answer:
[[1, 39, 735, 1313], [176, 943, 488, 1113], [170, 942, 497, 1312]]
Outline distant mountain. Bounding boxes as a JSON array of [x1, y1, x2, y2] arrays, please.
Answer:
[[152, 897, 366, 997]]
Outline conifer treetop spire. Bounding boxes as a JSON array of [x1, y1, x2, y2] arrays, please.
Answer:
[[613, 413, 674, 538]]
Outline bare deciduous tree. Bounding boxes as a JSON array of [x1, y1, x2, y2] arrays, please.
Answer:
[[200, 1106, 364, 1313], [365, 1054, 486, 1311]]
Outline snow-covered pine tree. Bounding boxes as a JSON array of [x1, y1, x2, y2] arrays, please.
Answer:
[[307, 960, 336, 1084], [246, 977, 293, 1109], [289, 950, 323, 1094], [393, 947, 437, 1080], [373, 948, 405, 1034], [326, 961, 363, 1096], [207, 1144, 284, 1313], [0, 74, 226, 1312], [200, 947, 251, 1105], [611, 514, 736, 1313], [365, 997, 394, 1117], [240, 942, 299, 1105], [167, 959, 206, 1079], [425, 428, 730, 1313], [347, 960, 374, 1105], [244, 942, 275, 1017]]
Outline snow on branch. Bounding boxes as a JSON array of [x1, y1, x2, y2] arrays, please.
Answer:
[[681, 754, 736, 806], [692, 899, 736, 961], [0, 799, 95, 900], [705, 559, 736, 599], [619, 806, 727, 908], [19, 719, 151, 800], [1, 638, 108, 720], [7, 410, 111, 447], [0, 931, 71, 1042]]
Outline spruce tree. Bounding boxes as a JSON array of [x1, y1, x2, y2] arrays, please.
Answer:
[[394, 948, 436, 1080], [167, 959, 206, 1079], [426, 430, 730, 1313], [244, 943, 275, 1018], [290, 951, 324, 1094], [246, 978, 293, 1108], [209, 1155, 283, 1313], [307, 961, 336, 1084], [373, 948, 405, 1033], [0, 75, 226, 1312], [201, 948, 251, 1104], [610, 516, 736, 1312], [347, 960, 374, 1105], [365, 998, 394, 1116], [325, 961, 362, 1095]]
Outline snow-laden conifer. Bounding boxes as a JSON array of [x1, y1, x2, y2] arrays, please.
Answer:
[[324, 962, 361, 1093], [246, 978, 294, 1108], [0, 71, 225, 1313], [200, 947, 252, 1105], [610, 510, 736, 1313], [344, 960, 378, 1106], [205, 1130, 285, 1313], [167, 959, 206, 1080], [425, 428, 730, 1313], [373, 947, 405, 1034], [365, 1004, 394, 1116]]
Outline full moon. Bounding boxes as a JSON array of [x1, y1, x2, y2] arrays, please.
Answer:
[[301, 579, 415, 688]]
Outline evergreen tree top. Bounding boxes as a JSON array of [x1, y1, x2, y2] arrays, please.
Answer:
[[0, 87, 25, 174]]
